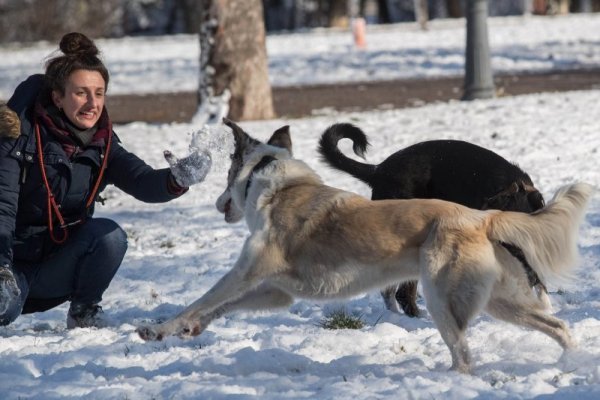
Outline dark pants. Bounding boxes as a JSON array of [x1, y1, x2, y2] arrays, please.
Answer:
[[1, 218, 128, 325]]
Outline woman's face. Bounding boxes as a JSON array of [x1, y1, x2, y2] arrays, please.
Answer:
[[52, 69, 106, 129]]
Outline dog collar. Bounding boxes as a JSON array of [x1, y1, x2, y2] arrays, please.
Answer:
[[245, 155, 277, 198]]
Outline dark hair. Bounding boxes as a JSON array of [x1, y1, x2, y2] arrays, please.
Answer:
[[44, 32, 110, 96]]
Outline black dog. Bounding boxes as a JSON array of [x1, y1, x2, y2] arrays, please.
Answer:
[[318, 123, 548, 317]]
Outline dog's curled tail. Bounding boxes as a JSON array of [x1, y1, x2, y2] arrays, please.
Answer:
[[488, 182, 594, 285], [318, 123, 377, 186]]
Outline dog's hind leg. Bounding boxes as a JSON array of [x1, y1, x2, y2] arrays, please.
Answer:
[[500, 241, 552, 310], [485, 296, 575, 351], [420, 232, 498, 373], [421, 279, 472, 374], [484, 247, 572, 350], [424, 267, 496, 374], [535, 284, 553, 311]]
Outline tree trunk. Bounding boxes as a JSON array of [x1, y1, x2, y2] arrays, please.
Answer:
[[446, 0, 464, 17], [198, 0, 274, 123], [328, 0, 349, 28], [414, 0, 429, 30], [377, 0, 392, 23]]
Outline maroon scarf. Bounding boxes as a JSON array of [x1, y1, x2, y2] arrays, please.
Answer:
[[34, 100, 111, 158]]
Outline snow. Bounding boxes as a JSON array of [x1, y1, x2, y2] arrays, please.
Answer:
[[1, 14, 600, 400], [1, 14, 600, 98]]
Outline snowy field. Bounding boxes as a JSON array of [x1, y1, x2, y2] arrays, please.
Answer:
[[1, 13, 600, 99], [1, 13, 600, 400]]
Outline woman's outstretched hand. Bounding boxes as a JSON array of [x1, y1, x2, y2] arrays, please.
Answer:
[[164, 149, 212, 187]]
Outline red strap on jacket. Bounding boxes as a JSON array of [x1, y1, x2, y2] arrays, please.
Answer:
[[34, 119, 113, 244]]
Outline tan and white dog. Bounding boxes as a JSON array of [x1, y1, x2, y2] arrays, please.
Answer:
[[138, 119, 593, 374]]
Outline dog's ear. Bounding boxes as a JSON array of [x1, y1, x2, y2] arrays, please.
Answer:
[[482, 182, 519, 210], [267, 125, 292, 155], [518, 180, 545, 210], [527, 190, 545, 210], [222, 118, 251, 147], [507, 182, 519, 194]]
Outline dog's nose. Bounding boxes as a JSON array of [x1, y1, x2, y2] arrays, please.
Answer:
[[223, 199, 231, 214]]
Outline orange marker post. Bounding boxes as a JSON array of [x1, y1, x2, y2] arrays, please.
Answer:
[[352, 17, 366, 49]]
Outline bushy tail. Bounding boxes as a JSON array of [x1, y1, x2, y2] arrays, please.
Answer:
[[488, 183, 594, 285], [318, 123, 377, 186]]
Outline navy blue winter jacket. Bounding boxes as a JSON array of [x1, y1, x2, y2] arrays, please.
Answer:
[[0, 75, 185, 266]]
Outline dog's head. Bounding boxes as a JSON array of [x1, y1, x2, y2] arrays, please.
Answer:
[[216, 118, 292, 223], [483, 180, 545, 213]]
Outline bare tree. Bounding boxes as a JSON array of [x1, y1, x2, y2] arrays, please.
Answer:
[[196, 0, 275, 124], [327, 0, 350, 27], [0, 0, 121, 43], [446, 0, 464, 17], [413, 0, 429, 29]]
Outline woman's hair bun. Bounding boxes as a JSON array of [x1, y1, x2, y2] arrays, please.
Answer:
[[44, 31, 109, 96], [59, 32, 99, 57]]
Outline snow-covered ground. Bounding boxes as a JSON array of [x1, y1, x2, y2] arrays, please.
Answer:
[[1, 13, 600, 400], [1, 14, 600, 99]]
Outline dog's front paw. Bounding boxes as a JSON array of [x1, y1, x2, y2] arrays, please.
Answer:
[[137, 321, 203, 341], [177, 322, 203, 338], [137, 325, 164, 341]]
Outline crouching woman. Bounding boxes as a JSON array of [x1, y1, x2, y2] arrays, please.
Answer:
[[0, 32, 210, 328]]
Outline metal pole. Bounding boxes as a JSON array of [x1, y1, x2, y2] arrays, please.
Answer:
[[462, 0, 495, 100]]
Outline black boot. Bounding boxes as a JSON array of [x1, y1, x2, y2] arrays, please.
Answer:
[[66, 302, 109, 329]]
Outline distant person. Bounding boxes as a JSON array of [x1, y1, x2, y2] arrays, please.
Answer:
[[0, 32, 211, 328]]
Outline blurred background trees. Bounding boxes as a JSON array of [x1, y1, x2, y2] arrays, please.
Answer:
[[0, 0, 598, 43]]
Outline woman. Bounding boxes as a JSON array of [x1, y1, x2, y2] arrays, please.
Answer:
[[0, 32, 210, 328]]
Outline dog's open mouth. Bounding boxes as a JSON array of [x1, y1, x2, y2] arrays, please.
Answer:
[[221, 197, 243, 224]]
